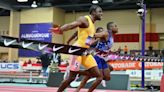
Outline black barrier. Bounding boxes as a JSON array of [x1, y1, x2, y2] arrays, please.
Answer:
[[46, 72, 130, 90]]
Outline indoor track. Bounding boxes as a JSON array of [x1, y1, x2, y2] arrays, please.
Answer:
[[0, 85, 143, 92]]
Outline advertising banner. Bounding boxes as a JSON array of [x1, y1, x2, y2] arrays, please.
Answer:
[[126, 70, 163, 80], [109, 61, 163, 70], [19, 23, 52, 57], [0, 63, 21, 71]]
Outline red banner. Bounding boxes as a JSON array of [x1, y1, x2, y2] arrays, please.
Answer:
[[114, 33, 159, 42], [114, 34, 139, 42], [146, 33, 159, 42]]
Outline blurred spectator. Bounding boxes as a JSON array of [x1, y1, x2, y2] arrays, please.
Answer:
[[117, 46, 121, 54], [39, 48, 53, 77], [23, 61, 28, 66], [154, 51, 158, 57], [145, 52, 148, 56], [3, 59, 8, 63], [161, 49, 164, 61], [36, 59, 41, 64], [148, 46, 153, 56], [149, 46, 153, 51], [124, 45, 128, 54], [13, 60, 18, 63], [27, 59, 32, 64], [161, 49, 164, 74]]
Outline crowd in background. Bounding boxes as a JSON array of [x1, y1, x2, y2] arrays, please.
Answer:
[[0, 59, 18, 63]]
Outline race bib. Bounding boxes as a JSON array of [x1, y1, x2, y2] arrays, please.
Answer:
[[70, 61, 80, 71], [85, 36, 94, 46]]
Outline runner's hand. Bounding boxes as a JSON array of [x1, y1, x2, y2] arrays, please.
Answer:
[[49, 27, 63, 34], [49, 24, 63, 34]]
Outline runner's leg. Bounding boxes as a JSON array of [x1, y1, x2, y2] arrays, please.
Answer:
[[57, 71, 77, 92], [75, 76, 91, 92]]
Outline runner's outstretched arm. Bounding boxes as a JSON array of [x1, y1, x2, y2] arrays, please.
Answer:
[[67, 31, 78, 45], [50, 17, 88, 33], [94, 31, 108, 38]]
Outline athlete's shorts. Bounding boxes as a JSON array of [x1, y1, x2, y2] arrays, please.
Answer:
[[69, 43, 97, 71], [94, 55, 108, 69], [69, 55, 97, 71]]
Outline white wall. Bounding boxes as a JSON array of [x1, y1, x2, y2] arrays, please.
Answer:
[[0, 16, 10, 35], [152, 8, 164, 33]]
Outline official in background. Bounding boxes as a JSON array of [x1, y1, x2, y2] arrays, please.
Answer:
[[39, 48, 53, 77]]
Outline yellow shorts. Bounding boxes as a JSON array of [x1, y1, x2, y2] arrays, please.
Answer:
[[69, 55, 97, 71], [69, 42, 97, 71]]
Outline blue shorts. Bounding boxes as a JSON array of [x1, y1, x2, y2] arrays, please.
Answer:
[[94, 55, 108, 69]]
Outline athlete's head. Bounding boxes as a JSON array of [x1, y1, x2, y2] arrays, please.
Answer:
[[107, 22, 118, 34], [96, 27, 103, 33], [89, 5, 103, 21]]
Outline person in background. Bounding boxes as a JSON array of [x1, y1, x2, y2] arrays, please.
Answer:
[[39, 48, 53, 77], [117, 46, 121, 54], [124, 45, 128, 54], [27, 59, 32, 64], [57, 53, 61, 66], [161, 49, 164, 74], [36, 57, 42, 64]]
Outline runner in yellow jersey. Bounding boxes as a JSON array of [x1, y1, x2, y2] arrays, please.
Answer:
[[50, 5, 103, 92]]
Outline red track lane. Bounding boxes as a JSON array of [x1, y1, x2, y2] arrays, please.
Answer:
[[0, 85, 141, 92]]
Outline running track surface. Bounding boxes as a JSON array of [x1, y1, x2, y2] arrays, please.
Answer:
[[0, 86, 144, 92]]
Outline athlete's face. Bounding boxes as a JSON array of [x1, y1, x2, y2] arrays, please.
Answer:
[[94, 7, 103, 20], [110, 23, 118, 34]]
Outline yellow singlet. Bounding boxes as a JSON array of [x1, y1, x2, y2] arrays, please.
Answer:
[[70, 15, 97, 70], [75, 15, 95, 48]]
